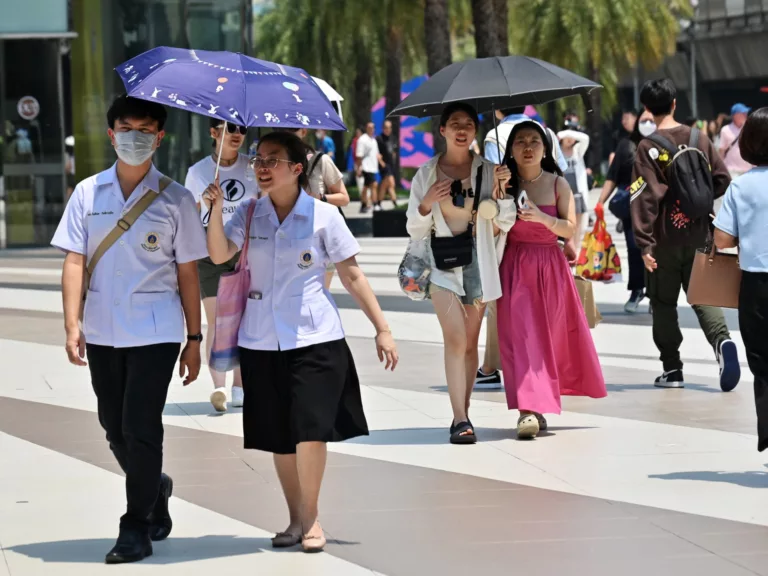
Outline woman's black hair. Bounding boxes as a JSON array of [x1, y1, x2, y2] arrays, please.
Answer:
[[256, 131, 310, 189], [738, 107, 768, 166], [279, 127, 315, 154], [439, 102, 480, 129], [502, 120, 562, 199]]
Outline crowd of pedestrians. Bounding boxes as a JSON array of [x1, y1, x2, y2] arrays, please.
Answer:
[[51, 71, 767, 565]]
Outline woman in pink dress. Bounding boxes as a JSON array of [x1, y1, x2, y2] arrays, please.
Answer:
[[498, 120, 606, 439]]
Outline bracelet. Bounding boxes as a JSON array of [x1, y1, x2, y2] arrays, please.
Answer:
[[376, 328, 392, 336]]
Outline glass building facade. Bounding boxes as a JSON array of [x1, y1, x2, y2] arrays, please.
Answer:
[[0, 0, 253, 247], [71, 0, 253, 195], [0, 0, 73, 246]]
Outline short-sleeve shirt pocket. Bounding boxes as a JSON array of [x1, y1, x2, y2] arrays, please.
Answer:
[[133, 219, 173, 261]]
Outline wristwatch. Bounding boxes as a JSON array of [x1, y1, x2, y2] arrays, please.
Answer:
[[320, 193, 328, 203], [187, 333, 203, 342]]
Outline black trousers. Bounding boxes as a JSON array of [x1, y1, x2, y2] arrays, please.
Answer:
[[622, 218, 645, 293], [739, 272, 768, 452], [645, 245, 730, 371], [86, 343, 181, 532]]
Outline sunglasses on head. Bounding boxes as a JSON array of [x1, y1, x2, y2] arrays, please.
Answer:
[[218, 122, 247, 135]]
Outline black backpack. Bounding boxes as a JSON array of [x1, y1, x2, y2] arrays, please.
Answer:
[[645, 128, 714, 220]]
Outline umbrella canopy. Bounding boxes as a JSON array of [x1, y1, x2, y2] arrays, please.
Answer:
[[389, 56, 601, 118], [311, 76, 343, 121], [116, 46, 346, 130]]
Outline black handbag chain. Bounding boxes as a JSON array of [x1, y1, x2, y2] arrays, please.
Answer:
[[430, 165, 483, 271]]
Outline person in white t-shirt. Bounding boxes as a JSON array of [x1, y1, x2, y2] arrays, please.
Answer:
[[355, 122, 380, 213], [184, 118, 260, 413]]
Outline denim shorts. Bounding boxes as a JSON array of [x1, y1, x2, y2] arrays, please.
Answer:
[[429, 245, 483, 305]]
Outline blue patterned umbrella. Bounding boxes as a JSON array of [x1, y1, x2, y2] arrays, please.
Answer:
[[115, 46, 346, 131]]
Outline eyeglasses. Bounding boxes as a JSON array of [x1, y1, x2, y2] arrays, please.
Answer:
[[250, 156, 296, 169], [217, 122, 247, 135]]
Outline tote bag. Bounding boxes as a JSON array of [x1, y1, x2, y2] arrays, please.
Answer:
[[575, 207, 622, 282], [209, 200, 257, 371]]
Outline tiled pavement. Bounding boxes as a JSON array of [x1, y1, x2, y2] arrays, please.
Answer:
[[1, 215, 766, 575]]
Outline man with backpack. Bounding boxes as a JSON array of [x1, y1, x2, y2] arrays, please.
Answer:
[[631, 78, 740, 391]]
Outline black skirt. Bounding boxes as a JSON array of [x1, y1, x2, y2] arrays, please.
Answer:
[[239, 339, 369, 455]]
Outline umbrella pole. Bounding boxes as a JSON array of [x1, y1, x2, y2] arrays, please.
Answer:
[[214, 122, 226, 181], [493, 103, 504, 197]]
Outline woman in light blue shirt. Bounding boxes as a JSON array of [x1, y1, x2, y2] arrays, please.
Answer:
[[714, 106, 768, 453]]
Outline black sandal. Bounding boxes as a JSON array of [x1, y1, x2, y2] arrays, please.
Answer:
[[450, 421, 477, 445]]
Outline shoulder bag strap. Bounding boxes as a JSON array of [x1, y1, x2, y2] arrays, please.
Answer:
[[306, 152, 325, 196], [469, 165, 483, 228], [645, 133, 678, 154], [86, 175, 172, 279], [689, 127, 700, 149], [235, 199, 258, 271]]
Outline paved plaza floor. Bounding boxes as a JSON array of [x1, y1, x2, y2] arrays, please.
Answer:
[[1, 215, 766, 575]]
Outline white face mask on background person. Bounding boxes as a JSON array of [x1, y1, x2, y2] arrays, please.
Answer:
[[114, 130, 158, 166], [638, 121, 657, 137]]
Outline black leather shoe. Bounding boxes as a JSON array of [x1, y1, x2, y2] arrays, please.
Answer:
[[105, 530, 152, 564], [149, 473, 173, 542]]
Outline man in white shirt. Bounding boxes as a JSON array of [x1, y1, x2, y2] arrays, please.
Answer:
[[51, 95, 208, 564], [355, 122, 380, 213], [720, 103, 754, 179]]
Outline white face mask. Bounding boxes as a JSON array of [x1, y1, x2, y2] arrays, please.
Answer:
[[639, 121, 657, 137], [114, 130, 158, 166]]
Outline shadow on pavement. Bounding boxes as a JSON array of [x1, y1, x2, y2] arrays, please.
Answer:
[[168, 402, 243, 417], [649, 468, 768, 489], [351, 426, 595, 445], [605, 382, 723, 394], [7, 535, 271, 564]]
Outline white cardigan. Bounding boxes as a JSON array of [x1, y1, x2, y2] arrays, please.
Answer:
[[406, 154, 516, 303]]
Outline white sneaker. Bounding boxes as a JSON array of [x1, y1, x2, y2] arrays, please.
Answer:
[[231, 386, 245, 408], [210, 389, 228, 412]]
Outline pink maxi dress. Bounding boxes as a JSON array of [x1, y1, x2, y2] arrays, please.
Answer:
[[497, 186, 607, 414]]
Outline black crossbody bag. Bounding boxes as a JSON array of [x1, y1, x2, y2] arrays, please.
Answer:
[[430, 165, 483, 271]]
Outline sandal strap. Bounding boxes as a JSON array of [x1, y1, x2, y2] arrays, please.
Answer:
[[450, 421, 474, 435]]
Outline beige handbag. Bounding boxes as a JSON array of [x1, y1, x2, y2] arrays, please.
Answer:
[[687, 243, 742, 309], [573, 276, 602, 329]]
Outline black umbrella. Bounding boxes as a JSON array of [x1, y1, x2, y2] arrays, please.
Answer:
[[389, 56, 602, 119]]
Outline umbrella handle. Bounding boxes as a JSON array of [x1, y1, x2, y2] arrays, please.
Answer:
[[214, 122, 226, 181]]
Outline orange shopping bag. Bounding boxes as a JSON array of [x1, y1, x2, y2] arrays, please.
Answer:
[[575, 204, 621, 281]]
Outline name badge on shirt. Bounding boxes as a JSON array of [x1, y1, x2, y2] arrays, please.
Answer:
[[141, 231, 161, 252], [298, 250, 314, 270]]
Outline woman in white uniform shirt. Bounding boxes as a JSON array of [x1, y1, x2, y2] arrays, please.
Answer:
[[205, 131, 398, 553], [184, 118, 260, 412], [284, 127, 351, 290]]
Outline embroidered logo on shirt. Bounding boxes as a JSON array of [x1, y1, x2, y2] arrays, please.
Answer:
[[297, 250, 314, 270], [141, 232, 161, 252]]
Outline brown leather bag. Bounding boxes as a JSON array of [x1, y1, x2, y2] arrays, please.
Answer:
[[687, 242, 741, 309]]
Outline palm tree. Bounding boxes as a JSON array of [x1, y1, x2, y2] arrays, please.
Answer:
[[471, 0, 501, 58], [510, 0, 690, 169], [424, 0, 452, 152], [493, 0, 509, 56]]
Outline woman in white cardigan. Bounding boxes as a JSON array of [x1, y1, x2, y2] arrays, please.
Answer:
[[406, 103, 515, 444]]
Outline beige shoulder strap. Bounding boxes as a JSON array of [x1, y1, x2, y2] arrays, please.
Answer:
[[86, 175, 173, 278]]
